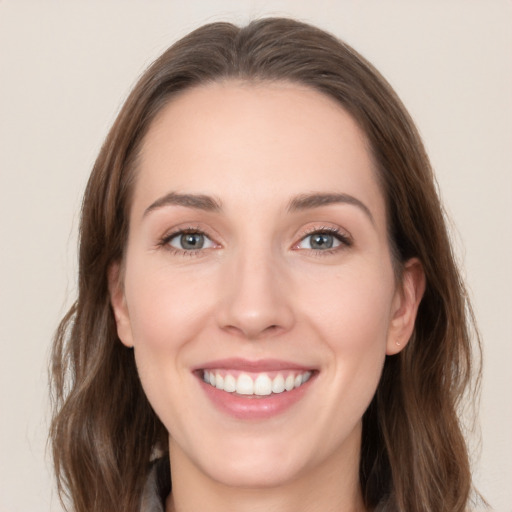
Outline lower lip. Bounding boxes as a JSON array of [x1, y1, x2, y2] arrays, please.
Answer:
[[198, 375, 315, 420]]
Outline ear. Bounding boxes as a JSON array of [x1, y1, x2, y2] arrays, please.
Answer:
[[386, 258, 426, 355], [108, 262, 134, 348]]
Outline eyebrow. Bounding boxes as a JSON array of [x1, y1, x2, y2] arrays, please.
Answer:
[[143, 192, 222, 217], [143, 191, 374, 224], [287, 193, 374, 224]]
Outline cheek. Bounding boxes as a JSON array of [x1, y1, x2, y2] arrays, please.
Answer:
[[124, 258, 215, 351], [302, 263, 394, 349], [299, 265, 394, 404], [122, 258, 217, 431]]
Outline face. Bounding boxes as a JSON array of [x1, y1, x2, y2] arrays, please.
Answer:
[[110, 82, 423, 490]]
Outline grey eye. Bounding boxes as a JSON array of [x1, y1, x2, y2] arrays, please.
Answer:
[[298, 232, 342, 250], [168, 232, 214, 251], [309, 233, 335, 249]]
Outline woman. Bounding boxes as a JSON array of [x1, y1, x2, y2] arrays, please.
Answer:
[[50, 18, 481, 512]]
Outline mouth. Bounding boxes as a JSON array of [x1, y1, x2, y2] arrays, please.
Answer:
[[195, 359, 317, 419], [201, 369, 313, 396]]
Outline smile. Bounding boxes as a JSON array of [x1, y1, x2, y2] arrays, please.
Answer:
[[202, 370, 312, 396], [196, 359, 317, 419]]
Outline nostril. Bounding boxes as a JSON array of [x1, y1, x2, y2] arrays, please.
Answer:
[[260, 324, 283, 337], [222, 323, 284, 340]]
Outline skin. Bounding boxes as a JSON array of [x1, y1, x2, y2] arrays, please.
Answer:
[[110, 82, 425, 512]]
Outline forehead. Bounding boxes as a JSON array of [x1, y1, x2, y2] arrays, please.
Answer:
[[134, 81, 385, 225]]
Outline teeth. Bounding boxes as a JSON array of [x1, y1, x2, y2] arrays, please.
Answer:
[[224, 373, 236, 392], [237, 374, 254, 395], [202, 370, 312, 396], [271, 374, 285, 393], [285, 374, 295, 391], [215, 374, 224, 390], [254, 374, 272, 396]]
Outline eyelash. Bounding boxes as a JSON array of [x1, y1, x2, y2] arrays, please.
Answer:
[[295, 226, 353, 255], [158, 226, 215, 256], [158, 226, 352, 256]]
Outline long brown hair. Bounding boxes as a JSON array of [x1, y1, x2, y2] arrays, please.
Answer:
[[50, 18, 481, 511]]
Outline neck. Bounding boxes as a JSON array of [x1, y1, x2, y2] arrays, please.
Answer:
[[165, 428, 366, 512]]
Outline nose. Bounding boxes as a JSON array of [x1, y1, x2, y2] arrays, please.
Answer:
[[216, 248, 295, 340]]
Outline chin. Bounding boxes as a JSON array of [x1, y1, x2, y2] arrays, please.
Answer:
[[170, 431, 313, 490], [203, 453, 306, 489]]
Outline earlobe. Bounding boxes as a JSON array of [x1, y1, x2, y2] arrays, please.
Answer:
[[386, 258, 426, 355], [108, 263, 134, 348]]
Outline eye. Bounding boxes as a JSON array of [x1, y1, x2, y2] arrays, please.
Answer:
[[166, 230, 215, 251], [296, 229, 351, 251]]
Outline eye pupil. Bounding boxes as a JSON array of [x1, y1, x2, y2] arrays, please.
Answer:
[[310, 233, 333, 249], [181, 233, 204, 250]]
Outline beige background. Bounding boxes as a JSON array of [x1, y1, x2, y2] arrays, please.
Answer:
[[1, 1, 510, 511]]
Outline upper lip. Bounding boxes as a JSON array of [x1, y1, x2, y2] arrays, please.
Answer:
[[195, 358, 315, 372]]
